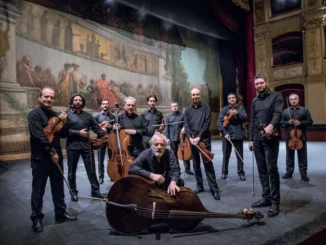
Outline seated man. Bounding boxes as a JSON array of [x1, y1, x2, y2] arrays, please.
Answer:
[[128, 133, 182, 196]]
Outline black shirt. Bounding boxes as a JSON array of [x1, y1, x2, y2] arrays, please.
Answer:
[[281, 106, 313, 141], [128, 148, 181, 183], [94, 110, 116, 134], [184, 102, 211, 140], [142, 108, 163, 138], [165, 111, 184, 142], [217, 104, 247, 140], [249, 90, 284, 141], [28, 106, 61, 160], [66, 110, 107, 151], [118, 112, 147, 156]]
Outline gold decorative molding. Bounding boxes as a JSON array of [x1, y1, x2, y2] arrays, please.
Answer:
[[254, 0, 265, 24], [254, 31, 269, 42], [304, 0, 324, 11], [302, 8, 326, 29], [273, 66, 303, 80], [306, 29, 322, 75], [255, 42, 267, 74]]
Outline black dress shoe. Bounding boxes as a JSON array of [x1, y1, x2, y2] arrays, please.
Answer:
[[282, 172, 292, 179], [193, 188, 204, 194], [71, 193, 78, 202], [251, 199, 271, 208], [185, 170, 194, 175], [221, 173, 227, 180], [213, 191, 220, 200], [99, 177, 104, 184], [92, 192, 104, 199], [32, 219, 43, 233], [301, 175, 310, 182], [267, 204, 279, 217], [239, 174, 246, 181], [55, 212, 78, 223]]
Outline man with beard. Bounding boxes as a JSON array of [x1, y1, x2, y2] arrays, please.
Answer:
[[128, 133, 182, 195], [66, 94, 107, 202], [113, 97, 147, 158], [142, 95, 164, 148], [281, 94, 313, 182], [184, 88, 220, 200], [248, 74, 283, 217], [217, 93, 247, 181], [165, 102, 194, 175], [94, 99, 116, 184], [28, 87, 77, 233]]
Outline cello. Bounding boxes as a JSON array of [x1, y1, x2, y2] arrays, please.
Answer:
[[105, 175, 263, 234], [107, 104, 134, 181], [177, 130, 191, 161]]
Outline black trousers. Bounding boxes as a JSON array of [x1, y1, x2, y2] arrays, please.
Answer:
[[97, 142, 112, 178], [191, 139, 219, 193], [170, 141, 191, 171], [254, 140, 280, 204], [221, 138, 244, 175], [30, 155, 66, 222], [67, 149, 100, 195], [285, 140, 308, 176]]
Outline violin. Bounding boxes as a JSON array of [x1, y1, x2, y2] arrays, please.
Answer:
[[223, 108, 237, 128], [259, 123, 279, 140], [177, 130, 191, 161], [288, 117, 303, 150], [155, 118, 165, 134], [90, 135, 108, 151], [107, 104, 134, 181], [106, 175, 264, 234], [191, 133, 214, 162], [43, 105, 71, 142]]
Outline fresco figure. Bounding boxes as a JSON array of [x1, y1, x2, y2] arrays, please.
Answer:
[[17, 56, 34, 87], [25, 5, 35, 37], [44, 68, 57, 90], [70, 64, 87, 93], [96, 74, 116, 107], [64, 22, 80, 52], [57, 63, 72, 106], [51, 20, 61, 47], [32, 65, 46, 89], [86, 79, 98, 107], [40, 10, 48, 44]]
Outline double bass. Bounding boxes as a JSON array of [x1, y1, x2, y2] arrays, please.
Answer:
[[105, 175, 263, 234], [107, 104, 134, 181]]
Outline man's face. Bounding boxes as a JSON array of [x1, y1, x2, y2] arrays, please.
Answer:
[[191, 89, 201, 104], [39, 88, 55, 110], [254, 78, 269, 93], [124, 99, 136, 115], [101, 100, 109, 111], [228, 95, 237, 105], [289, 95, 299, 107], [151, 136, 166, 158], [101, 75, 106, 80], [171, 103, 178, 113], [148, 97, 156, 109], [73, 96, 83, 109]]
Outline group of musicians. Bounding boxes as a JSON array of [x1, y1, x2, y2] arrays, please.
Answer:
[[28, 73, 313, 233]]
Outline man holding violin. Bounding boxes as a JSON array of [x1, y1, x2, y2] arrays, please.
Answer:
[[94, 99, 115, 184], [217, 93, 247, 181], [165, 102, 194, 175], [28, 87, 77, 233], [128, 133, 182, 195], [65, 93, 107, 202], [248, 74, 283, 217], [281, 93, 313, 182], [184, 88, 220, 200]]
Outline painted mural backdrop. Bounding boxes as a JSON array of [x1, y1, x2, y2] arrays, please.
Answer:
[[0, 1, 221, 157]]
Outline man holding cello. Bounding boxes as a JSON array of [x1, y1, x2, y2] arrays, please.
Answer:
[[184, 88, 220, 200], [28, 87, 77, 233], [165, 102, 194, 175], [217, 93, 247, 181], [281, 93, 313, 182]]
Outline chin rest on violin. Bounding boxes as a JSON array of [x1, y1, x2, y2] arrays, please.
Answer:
[[106, 175, 264, 235]]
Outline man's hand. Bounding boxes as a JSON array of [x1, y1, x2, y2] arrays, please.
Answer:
[[248, 141, 253, 151], [289, 119, 294, 125], [263, 124, 274, 137], [293, 119, 301, 126], [79, 128, 89, 138], [229, 109, 237, 116], [181, 127, 185, 134], [150, 173, 165, 185], [167, 181, 180, 196], [58, 112, 67, 124], [113, 123, 121, 130], [224, 134, 230, 140], [51, 153, 59, 165], [190, 137, 200, 145], [125, 129, 136, 135]]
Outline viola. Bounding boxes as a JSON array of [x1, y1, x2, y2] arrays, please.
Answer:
[[177, 130, 191, 161], [90, 135, 108, 151], [105, 175, 263, 234], [198, 142, 214, 162], [288, 118, 303, 150], [107, 104, 134, 181], [43, 106, 71, 142]]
